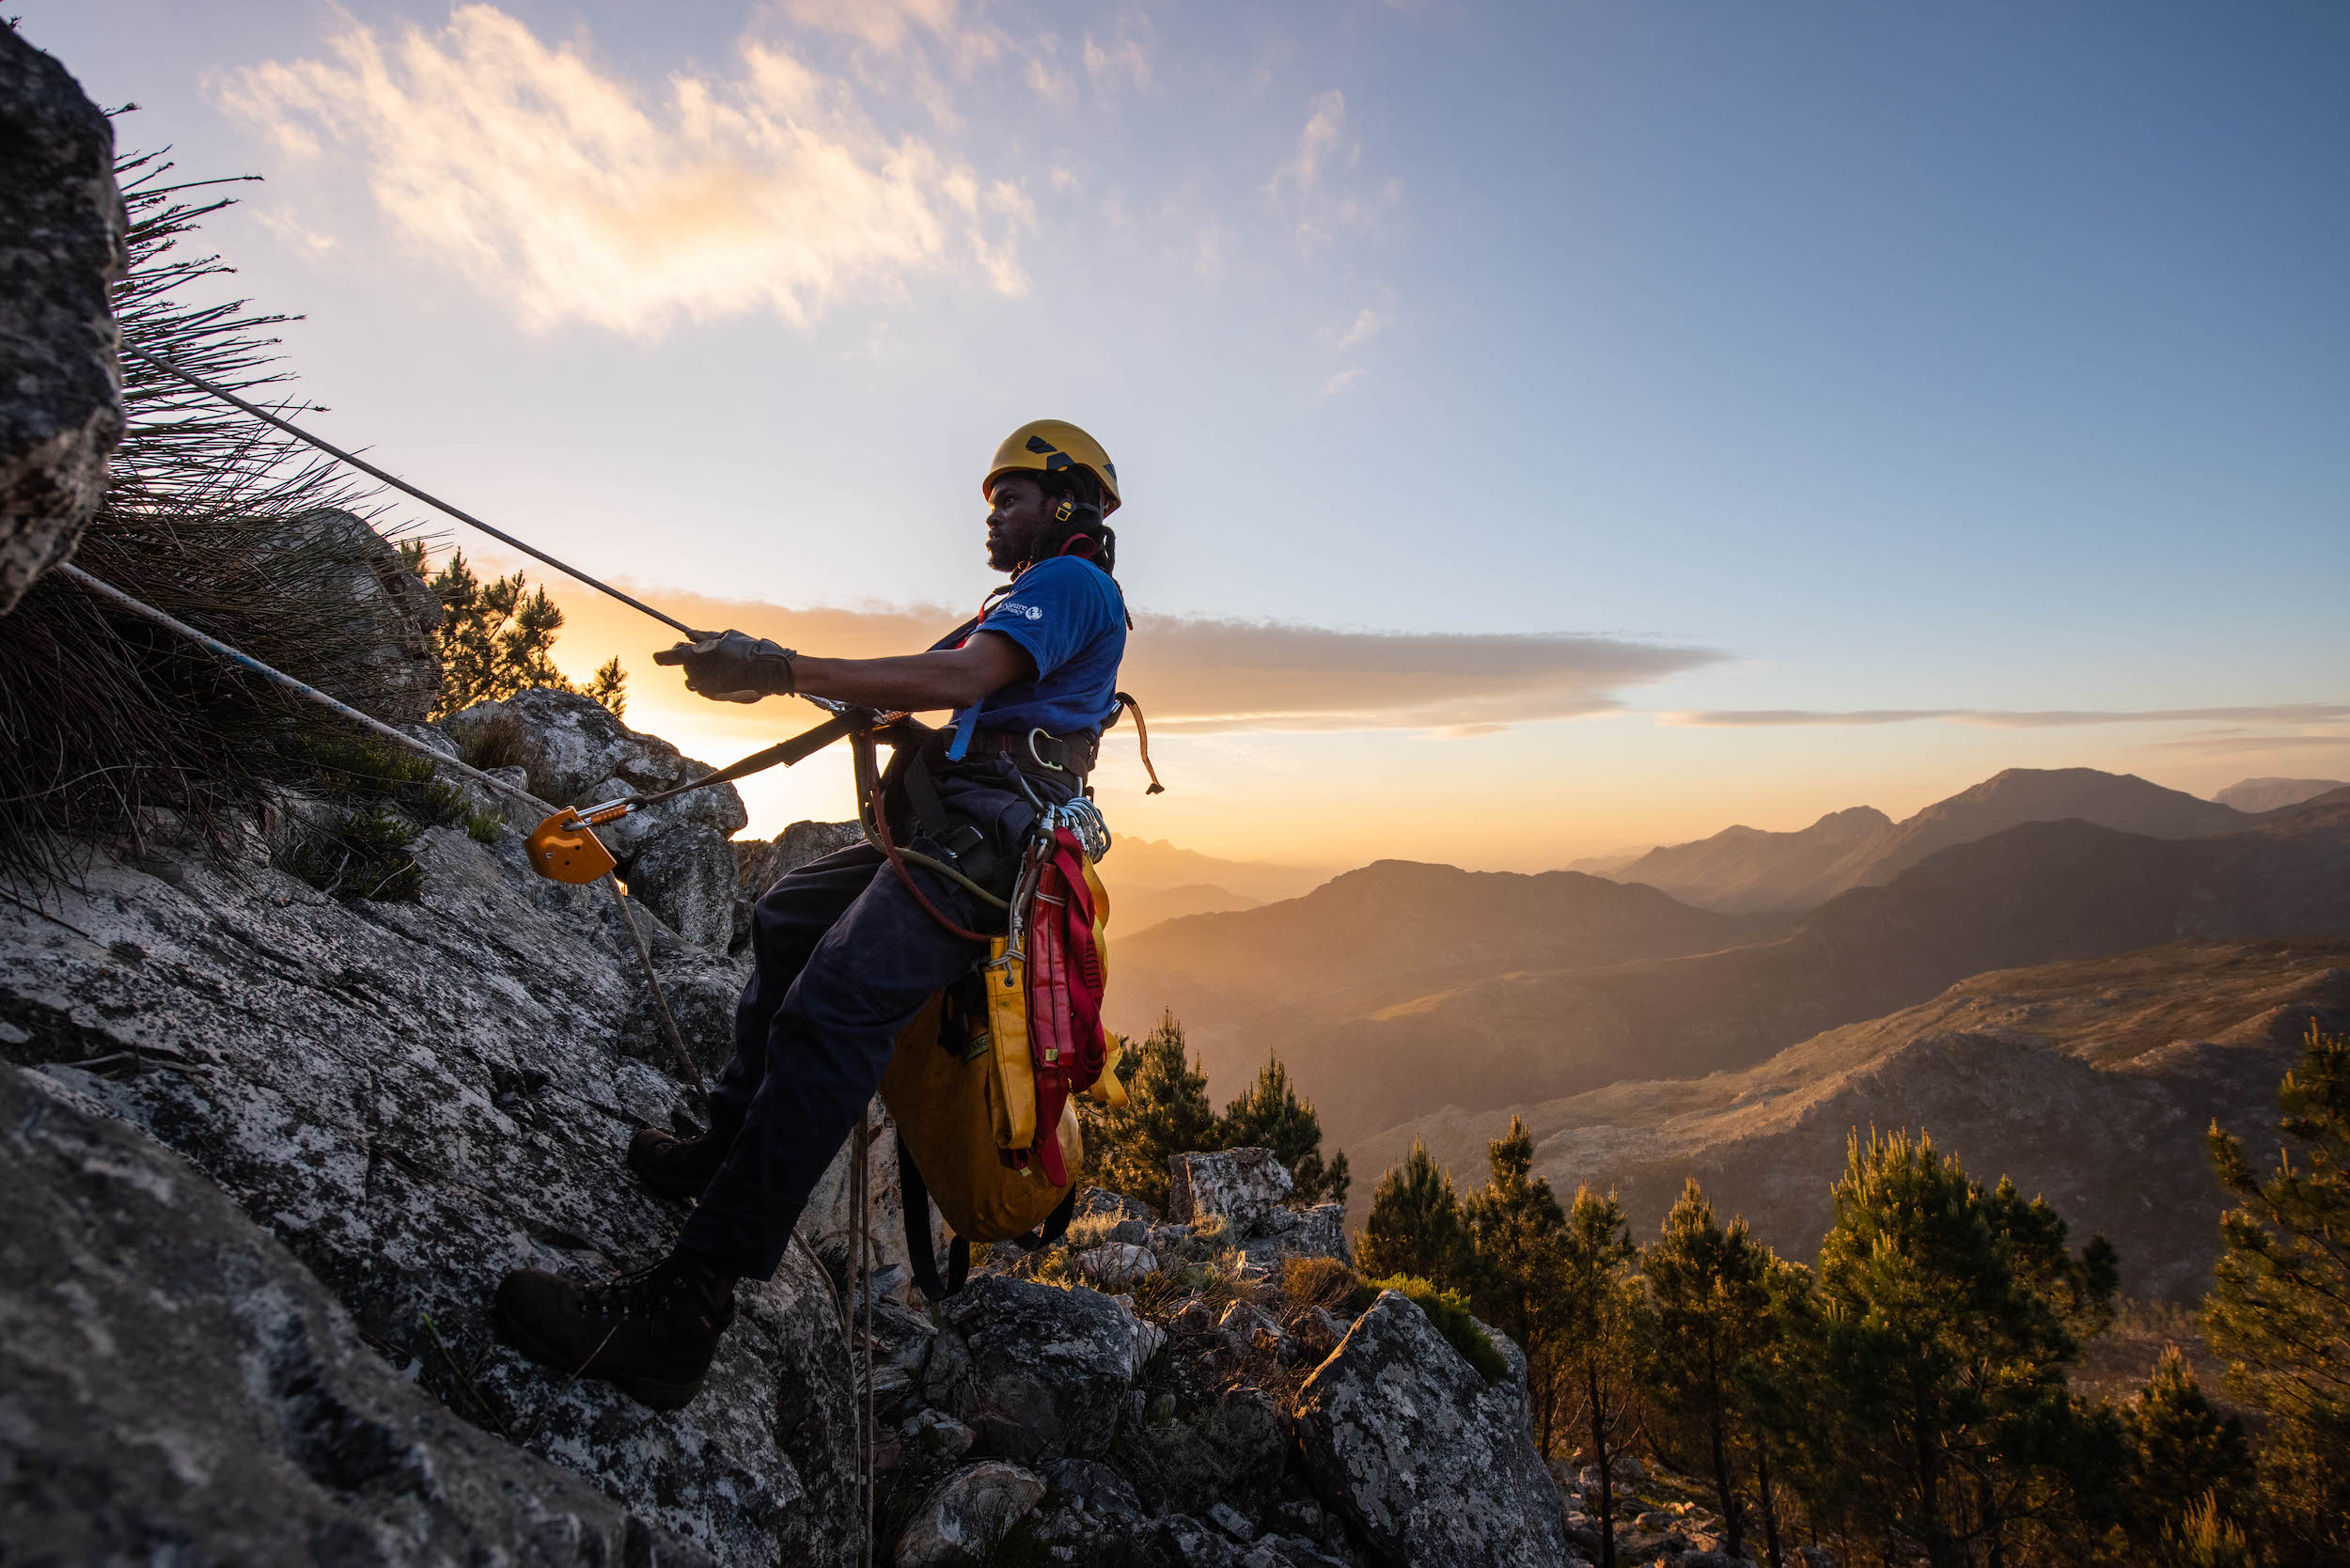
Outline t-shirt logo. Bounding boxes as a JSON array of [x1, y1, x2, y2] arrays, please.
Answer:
[[1001, 602, 1043, 620]]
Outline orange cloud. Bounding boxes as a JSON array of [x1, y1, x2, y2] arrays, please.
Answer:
[[215, 6, 1031, 335], [534, 575, 1722, 737]]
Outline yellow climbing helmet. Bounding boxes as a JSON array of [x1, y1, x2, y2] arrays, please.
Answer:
[[982, 420, 1121, 517]]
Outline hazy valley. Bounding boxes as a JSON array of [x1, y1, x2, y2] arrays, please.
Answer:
[[1106, 771, 2350, 1303]]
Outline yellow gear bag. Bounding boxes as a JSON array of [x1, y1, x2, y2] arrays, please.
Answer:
[[879, 857, 1123, 1297]]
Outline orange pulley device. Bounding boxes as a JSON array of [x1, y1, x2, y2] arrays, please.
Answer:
[[525, 799, 633, 884]]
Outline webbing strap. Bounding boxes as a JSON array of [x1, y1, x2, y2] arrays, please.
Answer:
[[895, 1134, 1074, 1302], [1015, 1187, 1079, 1253], [896, 1136, 968, 1301]]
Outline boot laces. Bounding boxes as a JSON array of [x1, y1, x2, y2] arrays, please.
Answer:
[[582, 1259, 697, 1324]]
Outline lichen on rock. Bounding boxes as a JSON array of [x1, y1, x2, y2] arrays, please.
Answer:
[[0, 800, 857, 1565], [0, 24, 126, 615]]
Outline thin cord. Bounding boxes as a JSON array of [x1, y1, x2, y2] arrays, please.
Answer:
[[57, 563, 710, 1103], [121, 344, 704, 640]]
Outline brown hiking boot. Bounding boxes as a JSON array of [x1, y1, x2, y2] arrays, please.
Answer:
[[494, 1256, 733, 1411], [627, 1123, 733, 1201]]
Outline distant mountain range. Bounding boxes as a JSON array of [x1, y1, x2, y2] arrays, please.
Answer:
[[1606, 767, 2250, 914], [1355, 938, 2350, 1301], [1106, 781, 2350, 1155], [1115, 883, 1263, 933], [2215, 776, 2346, 813], [1100, 837, 1330, 939]]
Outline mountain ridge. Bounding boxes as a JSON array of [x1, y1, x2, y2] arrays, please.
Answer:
[[1110, 790, 2350, 1150], [1607, 766, 2252, 913]]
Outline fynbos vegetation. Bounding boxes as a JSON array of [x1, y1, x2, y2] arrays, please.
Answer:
[[0, 153, 415, 886]]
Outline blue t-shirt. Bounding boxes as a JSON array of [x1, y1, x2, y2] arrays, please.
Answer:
[[941, 556, 1126, 751]]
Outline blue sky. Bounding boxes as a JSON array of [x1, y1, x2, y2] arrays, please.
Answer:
[[28, 1, 2348, 868]]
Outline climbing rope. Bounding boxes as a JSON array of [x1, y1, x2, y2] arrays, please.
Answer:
[[122, 344, 705, 641], [57, 562, 709, 1100], [850, 1116, 879, 1568]]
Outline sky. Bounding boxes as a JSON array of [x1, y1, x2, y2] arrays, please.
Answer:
[[28, 0, 2350, 870]]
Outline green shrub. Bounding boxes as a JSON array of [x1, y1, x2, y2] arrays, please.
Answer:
[[0, 153, 432, 889], [283, 808, 423, 902], [295, 731, 434, 798], [1361, 1274, 1506, 1381], [291, 732, 464, 826], [463, 808, 503, 844]]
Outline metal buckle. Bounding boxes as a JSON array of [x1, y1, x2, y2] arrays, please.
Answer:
[[1026, 728, 1068, 772]]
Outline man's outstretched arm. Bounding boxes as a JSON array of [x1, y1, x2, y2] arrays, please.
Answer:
[[657, 629, 1033, 713]]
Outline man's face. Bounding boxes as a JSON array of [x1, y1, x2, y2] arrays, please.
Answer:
[[984, 473, 1052, 572]]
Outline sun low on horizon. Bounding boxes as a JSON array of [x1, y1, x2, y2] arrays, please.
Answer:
[[29, 0, 2347, 871]]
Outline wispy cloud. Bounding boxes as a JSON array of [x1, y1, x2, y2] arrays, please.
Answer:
[[215, 5, 1032, 336], [1322, 368, 1368, 396], [1271, 89, 1353, 198], [1666, 704, 2350, 729], [1336, 308, 1388, 350], [1082, 16, 1155, 99], [1265, 88, 1402, 244], [547, 580, 1725, 736], [2149, 732, 2350, 755]]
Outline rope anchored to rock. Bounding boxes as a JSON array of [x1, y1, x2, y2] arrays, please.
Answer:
[[56, 561, 711, 1101]]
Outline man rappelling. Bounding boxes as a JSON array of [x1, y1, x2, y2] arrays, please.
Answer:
[[493, 421, 1132, 1410]]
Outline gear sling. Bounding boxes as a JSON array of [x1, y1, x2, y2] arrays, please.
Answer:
[[524, 698, 1155, 1300], [853, 719, 1124, 1301]]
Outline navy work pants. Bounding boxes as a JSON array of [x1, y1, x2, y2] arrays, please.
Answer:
[[676, 762, 1054, 1279]]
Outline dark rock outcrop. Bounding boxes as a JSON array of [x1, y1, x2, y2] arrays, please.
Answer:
[[442, 689, 749, 949], [0, 802, 857, 1565], [0, 24, 125, 615], [939, 1276, 1156, 1460], [1294, 1291, 1568, 1567], [266, 508, 445, 722], [893, 1460, 1046, 1567], [1, 1064, 709, 1565]]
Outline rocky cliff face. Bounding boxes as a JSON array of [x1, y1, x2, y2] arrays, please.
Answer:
[[0, 24, 126, 614], [2, 693, 1577, 1567], [3, 1064, 713, 1565], [0, 749, 860, 1564]]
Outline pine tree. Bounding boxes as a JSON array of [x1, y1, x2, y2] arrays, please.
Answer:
[[1356, 1140, 1474, 1292], [1557, 1184, 1643, 1568], [1464, 1118, 1572, 1451], [1216, 1052, 1350, 1205], [2123, 1344, 2253, 1544], [585, 656, 628, 721], [1089, 1011, 1215, 1213], [1770, 1132, 2119, 1568], [2205, 1024, 2350, 1563], [1734, 1255, 1816, 1568], [402, 544, 626, 720], [1642, 1178, 1778, 1562]]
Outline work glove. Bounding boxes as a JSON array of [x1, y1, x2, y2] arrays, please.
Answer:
[[653, 630, 797, 703]]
